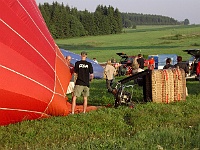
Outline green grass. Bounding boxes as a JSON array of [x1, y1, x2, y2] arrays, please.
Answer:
[[1, 25, 200, 150], [0, 79, 199, 150], [56, 25, 200, 61]]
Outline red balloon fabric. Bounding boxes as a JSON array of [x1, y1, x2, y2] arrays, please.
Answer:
[[0, 0, 71, 125]]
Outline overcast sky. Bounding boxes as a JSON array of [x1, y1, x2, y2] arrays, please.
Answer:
[[36, 0, 200, 24]]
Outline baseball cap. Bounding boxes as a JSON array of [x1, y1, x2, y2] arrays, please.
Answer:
[[81, 51, 87, 55]]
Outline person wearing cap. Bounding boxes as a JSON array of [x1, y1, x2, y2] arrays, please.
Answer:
[[104, 60, 117, 94], [71, 51, 94, 114]]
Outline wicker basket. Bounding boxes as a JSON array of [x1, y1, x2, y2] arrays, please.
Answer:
[[172, 69, 186, 102], [145, 68, 186, 103]]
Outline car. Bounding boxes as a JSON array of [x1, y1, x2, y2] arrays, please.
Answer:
[[183, 49, 200, 79]]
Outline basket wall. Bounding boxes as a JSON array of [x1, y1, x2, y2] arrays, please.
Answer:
[[145, 69, 186, 103]]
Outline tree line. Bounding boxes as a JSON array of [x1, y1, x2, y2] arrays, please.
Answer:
[[38, 2, 187, 39], [122, 13, 182, 28], [39, 2, 122, 39]]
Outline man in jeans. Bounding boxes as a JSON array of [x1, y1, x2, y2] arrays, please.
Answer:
[[71, 51, 93, 114]]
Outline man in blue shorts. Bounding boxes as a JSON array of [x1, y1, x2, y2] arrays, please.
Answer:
[[71, 51, 94, 114]]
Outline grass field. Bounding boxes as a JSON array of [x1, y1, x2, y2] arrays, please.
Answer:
[[0, 25, 200, 150], [56, 25, 200, 62]]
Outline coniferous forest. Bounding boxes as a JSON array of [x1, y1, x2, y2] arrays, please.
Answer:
[[38, 2, 186, 39]]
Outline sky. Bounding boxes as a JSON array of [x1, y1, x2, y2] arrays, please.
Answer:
[[36, 0, 200, 24]]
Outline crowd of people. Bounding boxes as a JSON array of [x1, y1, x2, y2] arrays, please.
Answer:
[[163, 56, 189, 76], [65, 52, 200, 114]]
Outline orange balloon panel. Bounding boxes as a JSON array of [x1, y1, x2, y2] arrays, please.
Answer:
[[0, 0, 70, 125]]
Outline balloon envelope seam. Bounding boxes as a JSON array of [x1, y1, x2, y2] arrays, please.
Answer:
[[0, 64, 54, 93], [17, 0, 55, 50], [0, 107, 49, 116], [1, 19, 55, 72]]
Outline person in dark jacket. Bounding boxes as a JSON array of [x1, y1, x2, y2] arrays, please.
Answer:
[[174, 56, 189, 76], [137, 54, 144, 69], [163, 58, 174, 69]]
